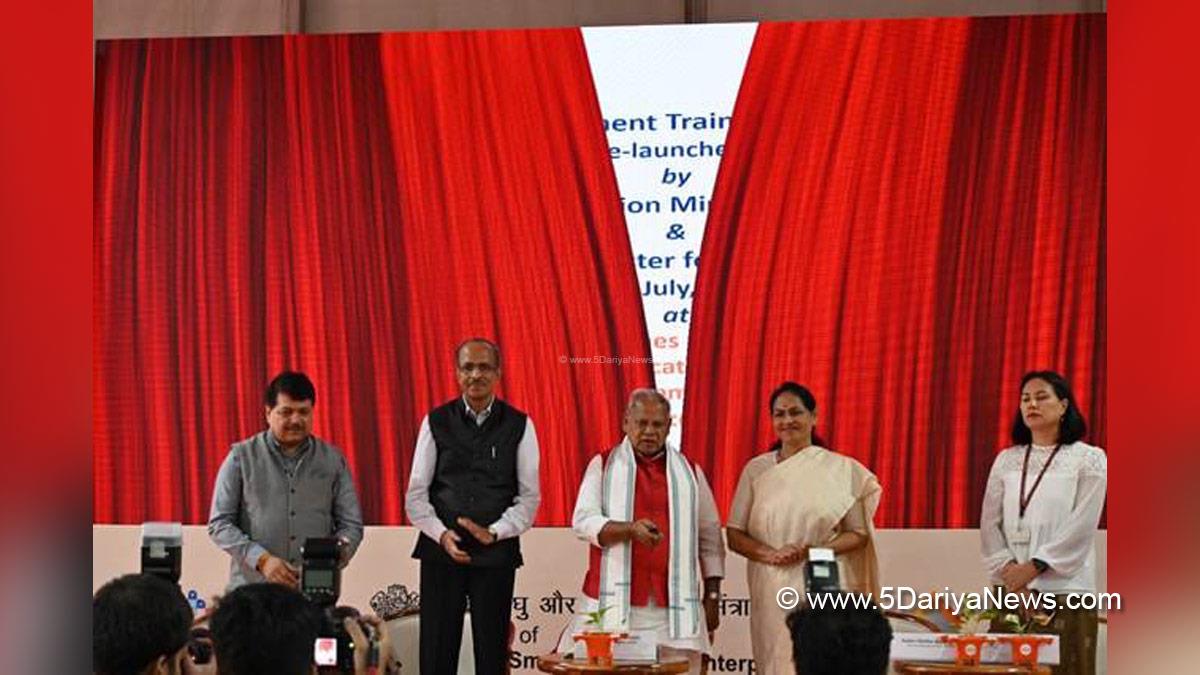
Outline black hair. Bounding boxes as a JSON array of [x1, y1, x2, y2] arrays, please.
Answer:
[[1010, 370, 1088, 445], [93, 573, 192, 675], [210, 583, 323, 675], [767, 381, 827, 450], [264, 371, 317, 408], [455, 337, 502, 369], [788, 602, 893, 675]]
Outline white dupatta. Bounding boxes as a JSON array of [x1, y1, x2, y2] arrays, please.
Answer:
[[596, 437, 702, 639]]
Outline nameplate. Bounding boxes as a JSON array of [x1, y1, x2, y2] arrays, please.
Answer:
[[889, 633, 1060, 665], [613, 631, 658, 662], [571, 631, 659, 662]]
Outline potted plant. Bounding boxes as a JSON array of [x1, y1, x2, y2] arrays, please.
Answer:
[[572, 606, 628, 665], [938, 607, 997, 666], [996, 613, 1055, 667]]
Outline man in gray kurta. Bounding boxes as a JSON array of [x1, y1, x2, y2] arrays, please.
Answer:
[[208, 371, 364, 590]]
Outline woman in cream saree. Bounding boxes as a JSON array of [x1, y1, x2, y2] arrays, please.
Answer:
[[727, 382, 881, 675]]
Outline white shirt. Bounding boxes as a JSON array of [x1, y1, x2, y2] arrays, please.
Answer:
[[566, 446, 725, 657], [404, 412, 541, 542], [462, 394, 495, 426], [571, 450, 726, 582], [980, 441, 1107, 592]]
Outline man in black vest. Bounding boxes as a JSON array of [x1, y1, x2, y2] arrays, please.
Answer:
[[405, 338, 542, 674]]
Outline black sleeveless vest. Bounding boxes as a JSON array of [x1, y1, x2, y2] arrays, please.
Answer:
[[411, 397, 527, 568]]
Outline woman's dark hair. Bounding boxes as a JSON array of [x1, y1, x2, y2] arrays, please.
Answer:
[[1010, 370, 1088, 445], [767, 381, 827, 450]]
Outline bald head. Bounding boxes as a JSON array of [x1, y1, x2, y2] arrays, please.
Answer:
[[455, 337, 501, 369], [623, 388, 671, 457], [626, 388, 670, 415]]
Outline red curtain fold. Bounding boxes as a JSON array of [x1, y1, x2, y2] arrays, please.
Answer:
[[94, 30, 653, 525], [683, 15, 1106, 527]]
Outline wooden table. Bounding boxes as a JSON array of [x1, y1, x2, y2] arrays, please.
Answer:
[[894, 663, 1051, 675], [535, 653, 691, 674]]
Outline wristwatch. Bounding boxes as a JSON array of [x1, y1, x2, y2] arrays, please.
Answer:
[[487, 524, 500, 543], [1031, 558, 1049, 574]]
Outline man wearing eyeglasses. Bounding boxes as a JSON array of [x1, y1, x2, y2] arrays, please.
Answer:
[[404, 338, 542, 674]]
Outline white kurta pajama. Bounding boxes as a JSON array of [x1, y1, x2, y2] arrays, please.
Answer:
[[557, 439, 725, 674]]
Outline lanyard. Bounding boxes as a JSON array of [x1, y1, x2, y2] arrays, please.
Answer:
[[1019, 443, 1062, 519]]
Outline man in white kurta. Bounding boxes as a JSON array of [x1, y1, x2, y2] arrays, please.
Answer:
[[557, 390, 725, 673]]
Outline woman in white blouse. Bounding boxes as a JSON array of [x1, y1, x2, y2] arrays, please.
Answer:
[[980, 370, 1107, 675]]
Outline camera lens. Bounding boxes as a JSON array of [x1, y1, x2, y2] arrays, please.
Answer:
[[187, 626, 213, 665]]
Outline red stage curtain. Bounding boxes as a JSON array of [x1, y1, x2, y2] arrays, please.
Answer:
[[683, 15, 1106, 527], [94, 31, 652, 525]]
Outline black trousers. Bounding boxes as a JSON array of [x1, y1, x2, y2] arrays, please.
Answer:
[[419, 561, 515, 675]]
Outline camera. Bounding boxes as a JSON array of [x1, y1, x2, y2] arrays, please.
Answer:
[[301, 537, 343, 606], [314, 605, 379, 671], [139, 522, 213, 666], [187, 626, 213, 665], [140, 522, 183, 584], [301, 538, 376, 672], [804, 547, 841, 594]]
